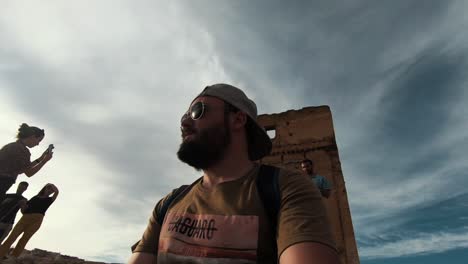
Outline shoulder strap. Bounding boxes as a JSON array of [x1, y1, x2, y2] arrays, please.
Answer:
[[157, 176, 202, 226], [156, 184, 191, 226], [131, 178, 200, 252], [256, 164, 281, 262]]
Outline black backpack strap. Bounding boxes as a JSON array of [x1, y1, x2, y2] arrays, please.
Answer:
[[156, 184, 190, 226], [131, 178, 201, 252], [256, 164, 281, 262], [157, 176, 202, 225]]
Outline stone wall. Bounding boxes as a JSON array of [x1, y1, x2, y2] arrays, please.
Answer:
[[258, 105, 360, 264]]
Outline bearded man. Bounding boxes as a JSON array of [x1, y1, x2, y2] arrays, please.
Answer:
[[128, 84, 339, 264]]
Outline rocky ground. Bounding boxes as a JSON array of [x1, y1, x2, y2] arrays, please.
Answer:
[[1, 248, 121, 264]]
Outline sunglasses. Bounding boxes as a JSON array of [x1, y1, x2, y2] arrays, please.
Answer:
[[181, 101, 207, 122], [181, 101, 240, 123]]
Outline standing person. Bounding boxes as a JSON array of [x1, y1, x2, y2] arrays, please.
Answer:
[[300, 159, 332, 198], [0, 183, 59, 259], [0, 182, 28, 243], [0, 123, 54, 200], [128, 84, 339, 264]]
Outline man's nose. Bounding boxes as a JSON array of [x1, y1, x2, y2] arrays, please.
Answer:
[[181, 113, 194, 128]]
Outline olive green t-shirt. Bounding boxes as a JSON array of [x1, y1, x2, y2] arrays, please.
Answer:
[[134, 164, 336, 263]]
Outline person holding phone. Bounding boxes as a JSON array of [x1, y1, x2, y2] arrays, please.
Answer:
[[0, 183, 59, 259], [0, 124, 54, 201]]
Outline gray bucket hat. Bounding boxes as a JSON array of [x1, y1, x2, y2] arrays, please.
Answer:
[[195, 83, 272, 160]]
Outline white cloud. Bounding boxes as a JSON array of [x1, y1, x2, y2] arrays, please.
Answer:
[[360, 229, 468, 259], [0, 91, 32, 140], [1, 1, 468, 263], [0, 1, 236, 262], [0, 127, 137, 261]]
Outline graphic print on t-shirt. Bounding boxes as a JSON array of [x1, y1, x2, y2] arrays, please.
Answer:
[[158, 212, 259, 264]]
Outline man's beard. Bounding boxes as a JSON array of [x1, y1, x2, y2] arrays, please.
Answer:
[[177, 122, 231, 170]]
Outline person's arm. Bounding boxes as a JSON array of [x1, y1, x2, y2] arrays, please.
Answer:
[[128, 198, 165, 264], [277, 170, 339, 264], [280, 242, 339, 264], [23, 151, 53, 177], [127, 222, 161, 264], [127, 220, 160, 264], [19, 199, 28, 213], [127, 248, 158, 264]]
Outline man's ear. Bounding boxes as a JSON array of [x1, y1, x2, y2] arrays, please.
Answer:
[[231, 112, 248, 130]]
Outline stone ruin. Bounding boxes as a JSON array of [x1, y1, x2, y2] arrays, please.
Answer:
[[258, 105, 360, 264], [1, 248, 114, 264]]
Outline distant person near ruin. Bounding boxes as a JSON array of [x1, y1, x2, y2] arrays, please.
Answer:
[[0, 183, 59, 259], [0, 124, 54, 201], [301, 159, 332, 198], [0, 182, 28, 243], [128, 84, 339, 264]]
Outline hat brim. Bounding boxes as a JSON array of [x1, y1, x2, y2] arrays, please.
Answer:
[[246, 117, 272, 161]]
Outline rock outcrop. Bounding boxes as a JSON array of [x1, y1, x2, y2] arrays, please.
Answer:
[[1, 248, 119, 264]]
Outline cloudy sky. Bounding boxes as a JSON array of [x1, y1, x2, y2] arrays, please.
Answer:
[[1, 0, 467, 263]]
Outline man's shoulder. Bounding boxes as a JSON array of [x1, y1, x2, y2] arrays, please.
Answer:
[[258, 165, 312, 191], [252, 165, 303, 191], [275, 166, 304, 181], [156, 180, 200, 207], [257, 164, 301, 177]]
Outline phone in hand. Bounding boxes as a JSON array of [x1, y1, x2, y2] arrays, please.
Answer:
[[46, 144, 55, 154]]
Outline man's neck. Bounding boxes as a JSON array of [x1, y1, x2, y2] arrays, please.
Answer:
[[201, 152, 254, 189]]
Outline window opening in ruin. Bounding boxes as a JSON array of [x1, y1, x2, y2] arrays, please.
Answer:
[[265, 126, 276, 139]]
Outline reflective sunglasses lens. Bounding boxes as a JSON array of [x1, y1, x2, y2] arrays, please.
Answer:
[[190, 102, 204, 120]]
